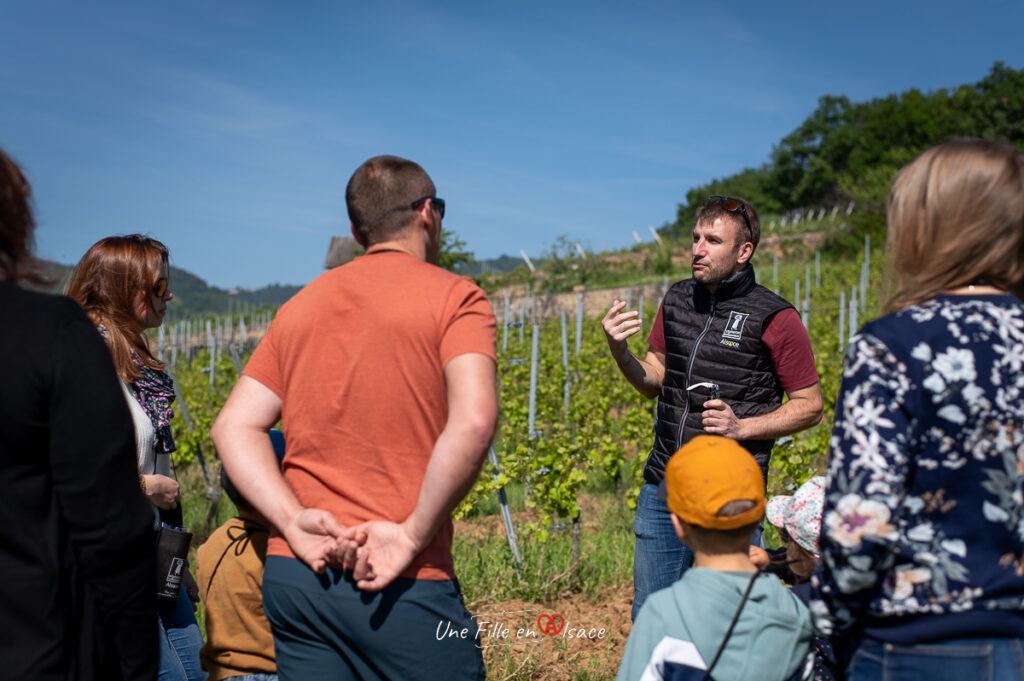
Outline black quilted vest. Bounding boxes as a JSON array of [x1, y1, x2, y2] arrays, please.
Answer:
[[644, 265, 793, 484]]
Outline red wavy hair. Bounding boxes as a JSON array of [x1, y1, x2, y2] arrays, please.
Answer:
[[65, 235, 169, 382]]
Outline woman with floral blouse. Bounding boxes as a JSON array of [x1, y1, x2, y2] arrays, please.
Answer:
[[811, 139, 1024, 680]]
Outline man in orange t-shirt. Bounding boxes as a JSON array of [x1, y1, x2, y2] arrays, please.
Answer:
[[212, 155, 497, 681]]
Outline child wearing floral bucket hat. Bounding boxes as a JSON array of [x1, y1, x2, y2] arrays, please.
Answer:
[[750, 476, 839, 681], [751, 476, 824, 584]]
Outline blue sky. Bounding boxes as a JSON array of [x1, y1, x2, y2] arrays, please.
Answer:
[[2, 1, 1021, 289]]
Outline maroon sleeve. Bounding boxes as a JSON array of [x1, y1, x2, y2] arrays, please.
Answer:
[[761, 308, 819, 393], [646, 300, 666, 354]]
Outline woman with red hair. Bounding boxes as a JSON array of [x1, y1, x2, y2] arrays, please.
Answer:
[[67, 235, 206, 681]]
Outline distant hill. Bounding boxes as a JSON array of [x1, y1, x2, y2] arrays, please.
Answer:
[[456, 254, 524, 276], [25, 258, 303, 320]]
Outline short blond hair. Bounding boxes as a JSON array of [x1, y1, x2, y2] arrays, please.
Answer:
[[884, 139, 1024, 313]]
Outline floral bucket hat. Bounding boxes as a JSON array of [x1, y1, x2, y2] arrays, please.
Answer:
[[765, 476, 825, 556]]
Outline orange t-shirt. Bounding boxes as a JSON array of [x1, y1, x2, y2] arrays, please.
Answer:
[[243, 251, 497, 580]]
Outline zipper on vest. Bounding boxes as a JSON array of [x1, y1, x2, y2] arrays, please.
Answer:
[[676, 295, 716, 451]]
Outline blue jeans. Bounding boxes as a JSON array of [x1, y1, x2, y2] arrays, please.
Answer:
[[848, 637, 1024, 681], [227, 675, 278, 681], [631, 483, 766, 621], [632, 483, 693, 621], [158, 588, 207, 681]]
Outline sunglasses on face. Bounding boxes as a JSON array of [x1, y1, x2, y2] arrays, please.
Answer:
[[703, 195, 752, 242], [411, 196, 445, 219], [152, 278, 169, 298]]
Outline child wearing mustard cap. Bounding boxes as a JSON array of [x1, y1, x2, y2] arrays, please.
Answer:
[[617, 436, 812, 681]]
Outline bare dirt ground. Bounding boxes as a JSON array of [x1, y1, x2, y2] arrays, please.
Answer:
[[454, 507, 635, 679], [471, 585, 633, 680]]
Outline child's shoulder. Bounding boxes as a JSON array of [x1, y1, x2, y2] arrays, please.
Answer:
[[680, 568, 807, 614], [196, 519, 240, 562], [678, 567, 761, 589], [197, 516, 268, 559], [196, 517, 270, 578]]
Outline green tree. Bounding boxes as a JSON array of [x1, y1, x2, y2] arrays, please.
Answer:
[[661, 62, 1024, 238], [437, 229, 476, 272]]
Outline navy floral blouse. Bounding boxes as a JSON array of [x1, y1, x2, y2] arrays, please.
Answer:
[[811, 294, 1024, 644]]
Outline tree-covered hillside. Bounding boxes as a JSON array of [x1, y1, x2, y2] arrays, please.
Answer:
[[665, 62, 1024, 237], [27, 258, 302, 320]]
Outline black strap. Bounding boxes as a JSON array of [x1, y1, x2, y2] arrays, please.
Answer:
[[701, 570, 761, 681], [158, 452, 184, 526], [203, 517, 269, 596]]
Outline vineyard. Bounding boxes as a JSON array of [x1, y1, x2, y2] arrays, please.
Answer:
[[166, 213, 885, 680]]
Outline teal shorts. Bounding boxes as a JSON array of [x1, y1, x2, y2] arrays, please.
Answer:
[[263, 556, 486, 681]]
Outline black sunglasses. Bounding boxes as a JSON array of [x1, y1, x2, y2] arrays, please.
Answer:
[[411, 196, 445, 219], [152, 277, 169, 298], [703, 195, 752, 241]]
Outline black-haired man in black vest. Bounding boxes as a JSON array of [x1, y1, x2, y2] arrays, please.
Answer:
[[602, 196, 823, 621]]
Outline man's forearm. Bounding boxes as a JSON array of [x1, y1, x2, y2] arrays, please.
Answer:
[[602, 303, 665, 399], [213, 422, 303, 531], [737, 393, 823, 440], [210, 376, 303, 534], [403, 418, 492, 551], [402, 353, 498, 552], [613, 350, 661, 399]]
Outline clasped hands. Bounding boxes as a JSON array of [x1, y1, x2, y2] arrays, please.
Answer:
[[282, 508, 421, 592]]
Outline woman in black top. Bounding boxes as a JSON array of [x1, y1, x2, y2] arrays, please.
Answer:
[[0, 147, 157, 679]]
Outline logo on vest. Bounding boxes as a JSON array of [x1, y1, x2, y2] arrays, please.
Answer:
[[722, 311, 750, 341]]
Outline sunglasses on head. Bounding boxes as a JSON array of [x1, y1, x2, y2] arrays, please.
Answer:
[[411, 196, 445, 219], [152, 277, 169, 298], [703, 195, 752, 241]]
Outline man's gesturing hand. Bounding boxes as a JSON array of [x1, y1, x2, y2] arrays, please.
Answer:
[[602, 300, 642, 359], [701, 399, 745, 439]]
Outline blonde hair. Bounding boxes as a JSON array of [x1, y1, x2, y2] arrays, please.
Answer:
[[884, 139, 1024, 313]]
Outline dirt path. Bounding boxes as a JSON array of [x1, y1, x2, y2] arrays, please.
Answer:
[[468, 585, 633, 680]]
